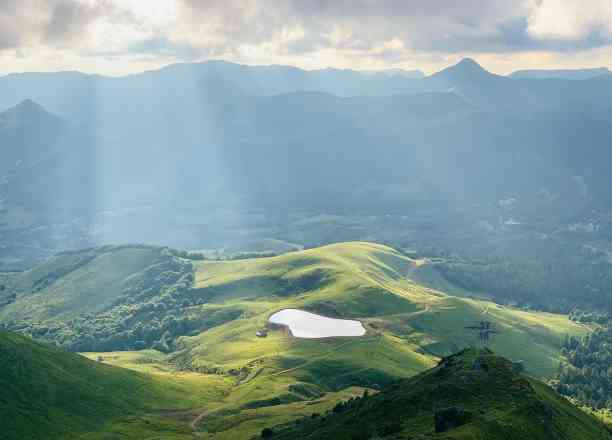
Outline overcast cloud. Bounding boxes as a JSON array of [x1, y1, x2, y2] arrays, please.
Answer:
[[1, 0, 612, 75]]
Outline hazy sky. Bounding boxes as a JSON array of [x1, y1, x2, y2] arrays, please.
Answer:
[[2, 0, 612, 76]]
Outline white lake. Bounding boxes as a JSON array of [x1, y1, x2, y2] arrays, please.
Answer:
[[268, 308, 366, 338]]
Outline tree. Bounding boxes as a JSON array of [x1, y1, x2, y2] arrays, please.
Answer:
[[261, 427, 274, 438]]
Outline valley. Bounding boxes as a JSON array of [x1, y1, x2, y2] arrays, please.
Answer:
[[1, 47, 611, 439]]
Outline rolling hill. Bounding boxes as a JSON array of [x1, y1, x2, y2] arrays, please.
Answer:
[[0, 242, 600, 439], [263, 348, 612, 440], [3, 331, 607, 440], [1, 242, 588, 376]]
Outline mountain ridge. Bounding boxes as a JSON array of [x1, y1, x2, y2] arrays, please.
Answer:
[[264, 348, 612, 439], [510, 67, 611, 80]]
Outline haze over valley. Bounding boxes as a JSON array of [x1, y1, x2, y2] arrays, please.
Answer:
[[3, 57, 612, 314]]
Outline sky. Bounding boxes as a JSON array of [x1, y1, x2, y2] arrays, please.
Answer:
[[2, 0, 612, 76]]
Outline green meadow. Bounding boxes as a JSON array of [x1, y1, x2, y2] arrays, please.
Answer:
[[2, 242, 593, 439]]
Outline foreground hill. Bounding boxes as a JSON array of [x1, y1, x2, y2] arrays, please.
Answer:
[[264, 348, 612, 440], [0, 331, 230, 440], [8, 332, 605, 440]]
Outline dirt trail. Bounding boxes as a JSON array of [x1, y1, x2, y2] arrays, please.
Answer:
[[189, 410, 209, 438], [190, 409, 208, 431]]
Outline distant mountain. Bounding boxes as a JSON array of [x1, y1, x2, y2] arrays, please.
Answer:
[[425, 57, 501, 85], [265, 348, 612, 440], [510, 67, 611, 80], [0, 99, 63, 175], [2, 59, 612, 312], [362, 67, 425, 79]]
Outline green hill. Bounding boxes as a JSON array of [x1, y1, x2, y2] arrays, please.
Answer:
[[0, 331, 231, 440], [0, 244, 195, 351], [179, 242, 587, 379], [263, 348, 612, 440], [1, 242, 587, 378]]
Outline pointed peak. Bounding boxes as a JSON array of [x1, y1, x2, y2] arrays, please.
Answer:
[[427, 57, 495, 83], [451, 58, 488, 74], [14, 99, 46, 113], [1, 99, 58, 124], [457, 57, 481, 67]]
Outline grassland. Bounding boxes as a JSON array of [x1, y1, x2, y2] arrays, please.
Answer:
[[82, 242, 590, 438], [2, 242, 594, 439], [0, 245, 163, 323], [182, 242, 587, 378]]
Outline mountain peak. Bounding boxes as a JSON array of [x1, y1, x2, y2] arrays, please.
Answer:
[[448, 57, 490, 75], [15, 99, 46, 113], [457, 57, 482, 67], [428, 57, 495, 84], [2, 99, 48, 117], [0, 99, 57, 123]]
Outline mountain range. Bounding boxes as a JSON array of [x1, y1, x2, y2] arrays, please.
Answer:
[[2, 58, 612, 314], [509, 67, 611, 80]]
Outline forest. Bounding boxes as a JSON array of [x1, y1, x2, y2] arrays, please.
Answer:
[[554, 324, 612, 409]]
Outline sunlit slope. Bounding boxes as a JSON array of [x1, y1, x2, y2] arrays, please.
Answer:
[[0, 245, 162, 322], [0, 331, 229, 440], [181, 242, 586, 381], [0, 245, 196, 351], [265, 348, 612, 440]]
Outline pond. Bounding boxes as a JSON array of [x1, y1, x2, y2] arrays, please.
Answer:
[[268, 308, 366, 338]]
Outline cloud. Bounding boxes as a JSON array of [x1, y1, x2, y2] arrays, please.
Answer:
[[126, 36, 205, 60], [527, 0, 612, 47], [44, 1, 111, 46], [2, 0, 612, 75], [173, 0, 612, 57], [0, 0, 115, 50], [175, 0, 533, 55]]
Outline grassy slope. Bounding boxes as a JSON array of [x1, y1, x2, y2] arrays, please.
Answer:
[[0, 246, 161, 322], [266, 348, 612, 440], [182, 242, 586, 379], [0, 331, 230, 440]]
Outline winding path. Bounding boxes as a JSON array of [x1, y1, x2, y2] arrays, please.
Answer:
[[190, 409, 209, 431]]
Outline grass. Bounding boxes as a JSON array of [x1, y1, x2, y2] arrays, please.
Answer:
[[185, 242, 587, 378], [265, 348, 612, 440], [0, 246, 161, 322], [0, 331, 229, 440], [201, 387, 368, 440], [1, 242, 594, 439]]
